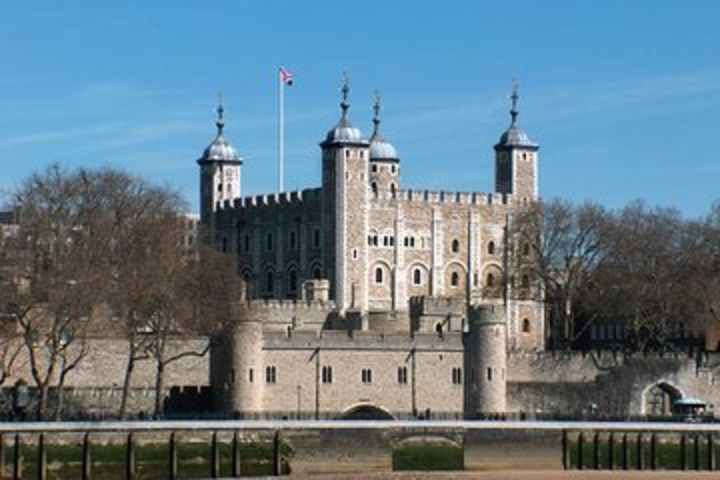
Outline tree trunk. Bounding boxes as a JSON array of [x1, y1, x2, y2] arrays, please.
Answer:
[[37, 383, 49, 420], [119, 351, 136, 419], [154, 360, 165, 418]]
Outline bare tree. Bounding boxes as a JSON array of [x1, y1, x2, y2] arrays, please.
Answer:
[[512, 199, 612, 349]]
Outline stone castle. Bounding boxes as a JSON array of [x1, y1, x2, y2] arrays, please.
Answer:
[[3, 79, 719, 421]]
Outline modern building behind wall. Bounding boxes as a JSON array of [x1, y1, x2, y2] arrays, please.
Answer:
[[201, 79, 545, 418]]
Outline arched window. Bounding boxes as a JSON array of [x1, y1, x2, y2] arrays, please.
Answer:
[[451, 239, 460, 253], [488, 241, 495, 255], [523, 243, 530, 256], [375, 267, 384, 284], [486, 273, 495, 287], [371, 182, 378, 197], [413, 268, 422, 286], [222, 237, 228, 253], [450, 271, 459, 287], [522, 318, 531, 333], [521, 274, 530, 288], [266, 232, 274, 251], [390, 183, 397, 198], [312, 266, 322, 280], [266, 271, 275, 294]]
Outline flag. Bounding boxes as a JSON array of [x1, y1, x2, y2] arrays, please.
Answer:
[[280, 66, 294, 86]]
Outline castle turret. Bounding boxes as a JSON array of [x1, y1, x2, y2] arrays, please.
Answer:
[[227, 309, 264, 417], [494, 82, 539, 201], [198, 96, 243, 231], [368, 92, 400, 198], [320, 74, 370, 311], [465, 304, 507, 416]]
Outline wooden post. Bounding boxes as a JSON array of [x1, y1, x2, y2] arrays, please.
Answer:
[[577, 432, 584, 470], [211, 432, 219, 478], [681, 434, 688, 470], [593, 432, 601, 469], [232, 431, 241, 477], [82, 432, 91, 480], [636, 433, 644, 470], [622, 433, 629, 470], [38, 433, 46, 480], [169, 432, 178, 480], [694, 434, 701, 471], [126, 432, 135, 480], [273, 430, 281, 476], [12, 433, 20, 480], [650, 433, 657, 470], [608, 432, 615, 470], [708, 434, 715, 471], [561, 430, 568, 470]]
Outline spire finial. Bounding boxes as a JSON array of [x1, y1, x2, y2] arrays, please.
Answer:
[[510, 79, 519, 126], [372, 89, 381, 136], [215, 92, 225, 135], [340, 71, 350, 120]]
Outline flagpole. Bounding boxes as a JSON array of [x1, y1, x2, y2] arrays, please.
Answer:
[[278, 67, 285, 193]]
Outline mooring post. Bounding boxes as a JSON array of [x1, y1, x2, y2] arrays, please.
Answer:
[[577, 432, 584, 470], [636, 433, 644, 470], [694, 434, 701, 471], [273, 430, 281, 476], [608, 432, 615, 470], [211, 432, 219, 478], [126, 432, 135, 480], [82, 432, 91, 480], [593, 432, 601, 469], [681, 434, 688, 470], [12, 433, 20, 480], [232, 431, 241, 477], [622, 433, 629, 470], [650, 433, 657, 470], [169, 432, 178, 480], [561, 430, 569, 470], [38, 433, 46, 480], [708, 434, 715, 471]]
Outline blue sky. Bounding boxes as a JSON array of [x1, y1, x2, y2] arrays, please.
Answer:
[[1, 1, 719, 216]]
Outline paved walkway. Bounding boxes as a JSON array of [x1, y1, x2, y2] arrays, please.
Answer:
[[284, 472, 720, 479]]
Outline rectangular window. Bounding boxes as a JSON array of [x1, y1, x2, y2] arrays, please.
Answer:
[[361, 368, 373, 384], [249, 368, 254, 383], [266, 366, 277, 384], [487, 367, 492, 382], [289, 230, 297, 250], [397, 366, 408, 384], [313, 228, 321, 248], [322, 366, 333, 384], [243, 235, 250, 253], [452, 367, 462, 385]]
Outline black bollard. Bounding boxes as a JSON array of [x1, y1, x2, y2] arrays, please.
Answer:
[[593, 432, 601, 469], [82, 432, 91, 480], [232, 431, 241, 477], [694, 434, 701, 471], [578, 432, 585, 470], [12, 433, 20, 480], [650, 433, 657, 470], [38, 433, 47, 480], [636, 433, 644, 470], [169, 432, 178, 480], [622, 433, 629, 470], [273, 430, 281, 476], [562, 430, 569, 470], [126, 432, 135, 480], [211, 432, 220, 478], [681, 434, 688, 470], [608, 432, 615, 470], [708, 434, 715, 471]]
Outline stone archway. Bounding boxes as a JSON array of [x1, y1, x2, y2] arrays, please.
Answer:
[[643, 382, 682, 416], [339, 403, 395, 420]]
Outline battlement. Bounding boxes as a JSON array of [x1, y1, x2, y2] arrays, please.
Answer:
[[396, 189, 515, 207], [240, 298, 336, 313], [410, 295, 466, 316], [262, 328, 464, 350], [218, 188, 322, 212]]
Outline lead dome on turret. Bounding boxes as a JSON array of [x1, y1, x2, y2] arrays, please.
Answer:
[[322, 74, 368, 146], [368, 93, 399, 161], [199, 101, 243, 163], [494, 82, 538, 150]]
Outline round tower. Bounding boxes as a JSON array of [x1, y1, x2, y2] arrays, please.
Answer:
[[465, 304, 507, 417], [228, 313, 264, 417]]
